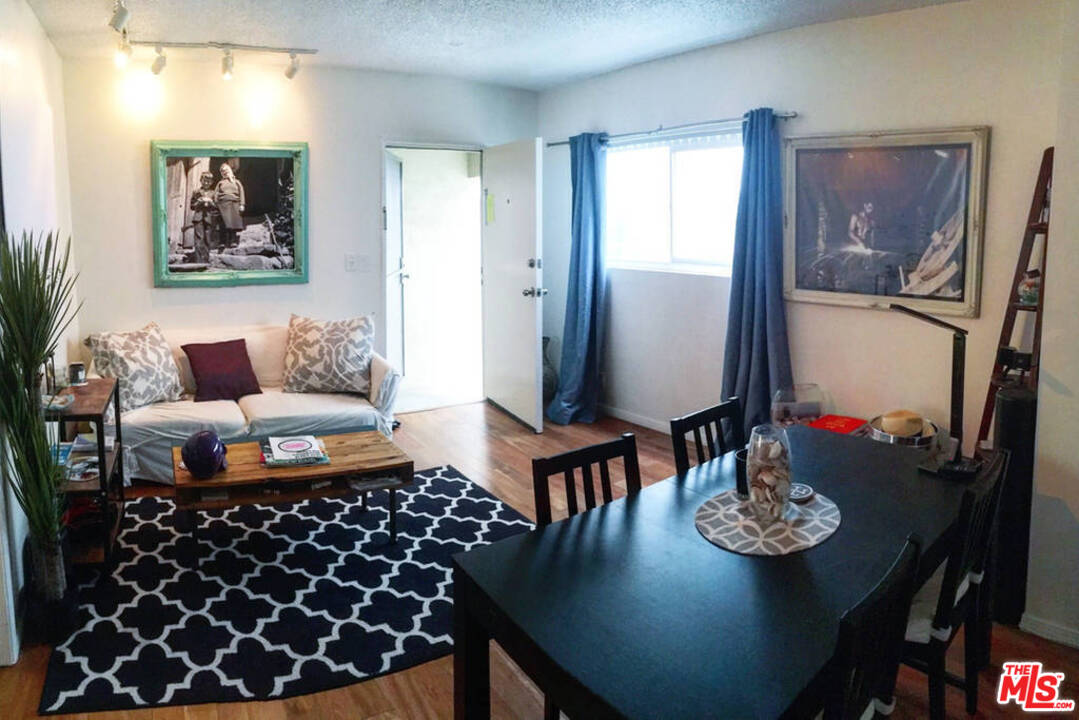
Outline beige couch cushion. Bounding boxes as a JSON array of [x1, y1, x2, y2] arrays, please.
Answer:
[[121, 399, 249, 484], [159, 325, 289, 393], [239, 387, 384, 437], [124, 399, 248, 438]]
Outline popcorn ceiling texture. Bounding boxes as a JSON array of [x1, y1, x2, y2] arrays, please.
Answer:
[[27, 0, 956, 89]]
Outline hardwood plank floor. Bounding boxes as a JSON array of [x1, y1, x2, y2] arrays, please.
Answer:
[[2, 401, 1076, 719]]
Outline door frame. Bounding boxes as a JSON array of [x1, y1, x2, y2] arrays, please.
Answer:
[[378, 140, 485, 392]]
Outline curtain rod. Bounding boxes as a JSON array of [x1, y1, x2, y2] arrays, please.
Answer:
[[545, 111, 798, 148]]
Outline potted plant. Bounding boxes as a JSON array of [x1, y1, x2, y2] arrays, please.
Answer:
[[0, 230, 81, 640]]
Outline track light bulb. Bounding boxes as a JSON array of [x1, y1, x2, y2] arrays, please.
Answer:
[[221, 49, 234, 80], [151, 46, 166, 75], [284, 53, 300, 80], [107, 1, 130, 32], [114, 29, 132, 68]]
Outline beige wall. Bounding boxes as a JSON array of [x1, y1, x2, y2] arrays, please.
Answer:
[[0, 0, 74, 665], [61, 59, 536, 350], [1025, 0, 1079, 647], [540, 0, 1061, 442]]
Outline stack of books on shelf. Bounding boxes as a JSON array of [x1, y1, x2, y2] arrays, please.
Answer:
[[55, 433, 114, 484], [259, 435, 330, 468]]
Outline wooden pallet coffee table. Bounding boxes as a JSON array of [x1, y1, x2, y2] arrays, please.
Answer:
[[171, 431, 414, 550]]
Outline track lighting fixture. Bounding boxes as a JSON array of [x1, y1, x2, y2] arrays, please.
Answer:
[[114, 28, 132, 68], [221, 49, 234, 80], [107, 0, 130, 32], [151, 46, 166, 75], [107, 2, 317, 78], [284, 53, 300, 79]]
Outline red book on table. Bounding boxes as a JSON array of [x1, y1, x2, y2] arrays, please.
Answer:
[[809, 414, 869, 435]]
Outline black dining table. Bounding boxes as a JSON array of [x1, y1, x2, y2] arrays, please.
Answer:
[[452, 425, 970, 719]]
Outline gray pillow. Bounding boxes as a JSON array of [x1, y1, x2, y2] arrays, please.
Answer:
[[283, 313, 374, 394], [85, 323, 184, 412]]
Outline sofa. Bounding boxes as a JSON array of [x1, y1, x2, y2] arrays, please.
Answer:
[[89, 324, 401, 485]]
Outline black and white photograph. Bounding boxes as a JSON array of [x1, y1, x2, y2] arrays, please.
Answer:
[[783, 128, 988, 317], [151, 142, 308, 287]]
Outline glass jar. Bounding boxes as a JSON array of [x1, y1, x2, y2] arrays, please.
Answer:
[[771, 383, 824, 427], [746, 424, 792, 526]]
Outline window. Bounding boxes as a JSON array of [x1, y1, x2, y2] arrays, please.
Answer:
[[606, 131, 743, 274]]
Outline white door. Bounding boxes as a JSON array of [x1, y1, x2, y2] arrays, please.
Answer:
[[383, 151, 405, 372], [482, 139, 544, 432]]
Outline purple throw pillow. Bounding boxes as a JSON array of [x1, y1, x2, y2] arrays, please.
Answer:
[[181, 339, 262, 402]]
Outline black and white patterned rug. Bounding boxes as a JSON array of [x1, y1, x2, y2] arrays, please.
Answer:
[[40, 466, 532, 715]]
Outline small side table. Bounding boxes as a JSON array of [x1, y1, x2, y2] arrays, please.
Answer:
[[47, 378, 125, 567]]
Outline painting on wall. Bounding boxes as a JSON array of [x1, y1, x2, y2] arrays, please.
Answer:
[[151, 141, 308, 287], [783, 127, 988, 317]]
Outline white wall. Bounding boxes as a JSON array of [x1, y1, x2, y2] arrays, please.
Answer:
[[62, 60, 537, 353], [539, 0, 1061, 440], [1024, 0, 1079, 648], [0, 0, 74, 665]]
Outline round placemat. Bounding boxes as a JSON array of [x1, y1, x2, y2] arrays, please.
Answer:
[[695, 490, 841, 556]]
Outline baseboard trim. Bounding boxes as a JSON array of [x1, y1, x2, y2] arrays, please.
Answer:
[[599, 404, 670, 434], [1020, 613, 1079, 649]]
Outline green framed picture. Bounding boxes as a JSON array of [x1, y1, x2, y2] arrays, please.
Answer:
[[151, 140, 309, 287]]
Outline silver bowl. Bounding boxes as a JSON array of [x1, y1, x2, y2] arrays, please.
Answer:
[[867, 416, 939, 448]]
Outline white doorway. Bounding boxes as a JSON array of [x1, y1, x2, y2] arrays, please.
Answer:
[[383, 147, 484, 413]]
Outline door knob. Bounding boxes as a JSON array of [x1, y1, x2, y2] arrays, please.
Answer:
[[522, 287, 535, 297]]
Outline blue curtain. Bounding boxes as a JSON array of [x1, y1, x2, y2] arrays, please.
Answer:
[[721, 108, 793, 440], [548, 132, 608, 425]]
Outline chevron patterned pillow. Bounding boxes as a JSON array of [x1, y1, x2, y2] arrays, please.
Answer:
[[282, 313, 374, 394]]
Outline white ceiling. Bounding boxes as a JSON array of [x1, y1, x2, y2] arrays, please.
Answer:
[[28, 0, 959, 90]]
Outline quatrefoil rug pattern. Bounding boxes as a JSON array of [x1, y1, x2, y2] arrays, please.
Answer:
[[40, 466, 532, 715]]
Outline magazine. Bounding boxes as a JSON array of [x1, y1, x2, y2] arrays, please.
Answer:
[[260, 436, 329, 468], [72, 432, 115, 453], [67, 455, 100, 483]]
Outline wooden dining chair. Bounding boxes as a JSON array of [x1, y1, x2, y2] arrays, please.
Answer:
[[532, 432, 642, 527], [532, 432, 642, 719], [669, 397, 744, 475], [900, 450, 1008, 720], [824, 536, 921, 720]]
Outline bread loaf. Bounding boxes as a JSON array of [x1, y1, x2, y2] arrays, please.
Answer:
[[880, 409, 924, 437]]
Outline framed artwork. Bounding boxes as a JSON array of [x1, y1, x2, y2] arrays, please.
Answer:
[[783, 127, 989, 317], [151, 141, 308, 287]]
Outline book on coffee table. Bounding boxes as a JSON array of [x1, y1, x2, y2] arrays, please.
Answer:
[[260, 436, 329, 468]]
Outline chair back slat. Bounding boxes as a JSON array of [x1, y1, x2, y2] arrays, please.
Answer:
[[692, 426, 706, 465], [531, 433, 642, 526], [703, 422, 718, 461], [581, 463, 596, 510], [563, 469, 578, 517], [598, 460, 613, 504], [826, 537, 921, 720], [669, 398, 744, 476], [933, 450, 1008, 632]]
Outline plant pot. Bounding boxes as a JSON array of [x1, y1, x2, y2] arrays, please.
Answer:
[[542, 336, 559, 404], [30, 536, 67, 602], [23, 534, 78, 645]]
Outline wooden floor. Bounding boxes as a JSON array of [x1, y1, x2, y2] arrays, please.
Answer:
[[2, 402, 1077, 719]]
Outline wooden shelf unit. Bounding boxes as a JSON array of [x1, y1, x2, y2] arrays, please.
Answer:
[[47, 377, 125, 567]]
